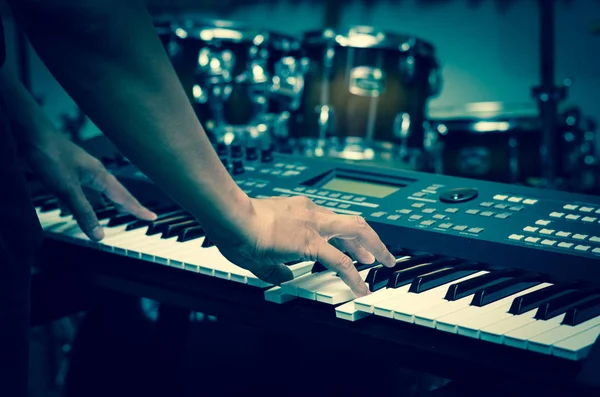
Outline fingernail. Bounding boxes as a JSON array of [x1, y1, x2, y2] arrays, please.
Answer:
[[91, 226, 104, 241], [387, 253, 396, 267]]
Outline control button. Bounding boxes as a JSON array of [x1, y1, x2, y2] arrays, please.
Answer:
[[387, 215, 401, 221], [555, 231, 571, 238], [261, 147, 274, 163], [245, 147, 259, 161], [232, 159, 245, 175], [255, 183, 267, 188], [480, 211, 494, 217], [411, 203, 426, 208], [274, 163, 285, 168], [426, 185, 440, 191], [422, 208, 436, 214], [539, 229, 555, 235], [315, 199, 326, 205], [328, 193, 341, 198], [245, 181, 256, 187], [306, 189, 318, 194], [566, 214, 581, 220], [409, 215, 423, 221], [259, 169, 270, 174], [317, 191, 329, 196], [439, 188, 478, 203], [397, 209, 412, 215], [285, 164, 295, 169], [341, 195, 353, 200], [509, 234, 524, 241], [353, 197, 367, 202], [596, 209, 600, 214], [550, 212, 565, 218], [508, 197, 523, 203], [494, 204, 509, 210], [468, 227, 484, 234], [573, 234, 588, 240], [326, 202, 338, 207], [523, 226, 538, 233], [535, 220, 551, 226], [525, 237, 540, 243], [466, 209, 480, 215], [590, 236, 600, 243], [582, 217, 598, 223], [283, 170, 301, 176], [271, 170, 282, 175], [575, 245, 591, 252], [541, 239, 557, 246], [480, 202, 494, 207], [593, 248, 600, 254], [453, 225, 468, 231], [420, 220, 436, 226], [509, 206, 524, 211], [293, 187, 306, 192], [445, 208, 459, 213], [433, 214, 447, 220], [523, 199, 538, 205], [493, 194, 508, 201], [439, 223, 453, 229], [580, 207, 595, 213], [296, 166, 307, 171], [558, 242, 574, 249], [563, 204, 578, 211], [412, 192, 426, 198], [495, 213, 511, 219], [371, 212, 386, 218], [338, 204, 351, 209]]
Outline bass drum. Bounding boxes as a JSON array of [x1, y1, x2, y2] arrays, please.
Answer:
[[288, 26, 442, 167], [429, 102, 596, 185]]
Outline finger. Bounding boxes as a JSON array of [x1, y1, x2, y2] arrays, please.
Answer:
[[59, 185, 104, 241], [91, 170, 157, 221], [251, 263, 294, 285], [315, 241, 369, 297], [330, 238, 375, 265], [320, 214, 395, 268]]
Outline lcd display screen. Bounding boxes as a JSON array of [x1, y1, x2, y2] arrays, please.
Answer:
[[321, 177, 401, 198]]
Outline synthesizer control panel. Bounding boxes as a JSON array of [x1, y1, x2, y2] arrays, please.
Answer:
[[113, 144, 600, 282]]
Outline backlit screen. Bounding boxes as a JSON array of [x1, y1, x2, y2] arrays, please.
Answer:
[[321, 177, 401, 198]]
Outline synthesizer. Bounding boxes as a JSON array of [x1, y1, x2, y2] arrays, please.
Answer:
[[32, 142, 600, 384]]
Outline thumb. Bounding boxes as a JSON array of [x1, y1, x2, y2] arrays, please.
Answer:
[[59, 185, 103, 241]]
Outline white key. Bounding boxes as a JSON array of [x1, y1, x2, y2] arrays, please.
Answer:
[[437, 283, 550, 334], [552, 324, 600, 360], [354, 287, 410, 314], [387, 271, 489, 323], [503, 314, 565, 349], [264, 286, 297, 304], [315, 268, 371, 304], [413, 294, 475, 328], [479, 308, 539, 344], [280, 270, 332, 297], [335, 301, 371, 322], [528, 316, 600, 355]]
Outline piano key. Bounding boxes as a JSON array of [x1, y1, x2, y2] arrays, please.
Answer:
[[503, 314, 566, 349], [437, 283, 551, 334], [509, 282, 581, 315], [413, 293, 477, 329], [280, 270, 334, 297], [314, 268, 373, 304], [107, 213, 137, 227], [384, 271, 489, 323], [126, 209, 184, 231], [177, 225, 205, 242], [409, 263, 482, 293], [535, 287, 600, 320], [94, 206, 117, 220], [562, 296, 600, 326], [470, 273, 544, 307], [162, 219, 198, 239], [41, 198, 60, 212], [146, 214, 192, 235], [527, 316, 600, 355], [366, 254, 436, 292], [444, 269, 523, 301], [552, 324, 600, 360], [201, 237, 214, 248], [335, 300, 372, 321], [387, 258, 464, 289], [479, 308, 540, 344], [32, 194, 55, 207], [354, 284, 413, 314]]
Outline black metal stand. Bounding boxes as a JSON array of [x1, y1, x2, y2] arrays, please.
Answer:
[[532, 0, 567, 189]]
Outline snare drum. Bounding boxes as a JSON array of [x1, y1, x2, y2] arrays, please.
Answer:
[[289, 26, 442, 157], [430, 102, 593, 184], [157, 19, 302, 132]]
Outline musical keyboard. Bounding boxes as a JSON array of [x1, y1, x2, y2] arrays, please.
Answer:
[[31, 147, 600, 392]]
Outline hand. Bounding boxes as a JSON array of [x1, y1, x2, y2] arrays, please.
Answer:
[[25, 133, 156, 240], [206, 195, 396, 297]]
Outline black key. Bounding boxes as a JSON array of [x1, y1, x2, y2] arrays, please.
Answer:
[[563, 295, 600, 326], [41, 198, 59, 212], [444, 268, 523, 301], [471, 273, 544, 307], [387, 258, 463, 289], [162, 219, 198, 239], [201, 237, 214, 248], [108, 213, 137, 227], [366, 253, 435, 292], [126, 210, 183, 231], [95, 206, 117, 220], [311, 261, 328, 273], [178, 226, 205, 242], [146, 214, 192, 235], [535, 287, 600, 320], [509, 282, 581, 315], [33, 194, 54, 207], [409, 262, 481, 294]]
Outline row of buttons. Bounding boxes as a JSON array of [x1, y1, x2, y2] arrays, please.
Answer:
[[550, 212, 599, 223], [371, 211, 483, 234], [259, 168, 301, 177], [273, 163, 308, 171], [412, 184, 444, 198], [480, 202, 524, 212], [509, 234, 599, 254], [563, 204, 600, 213], [314, 200, 352, 209], [493, 195, 538, 205], [466, 209, 512, 219], [523, 225, 600, 243], [236, 179, 268, 189], [292, 187, 367, 203]]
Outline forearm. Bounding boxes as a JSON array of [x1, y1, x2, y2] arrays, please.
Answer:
[[7, 0, 251, 230]]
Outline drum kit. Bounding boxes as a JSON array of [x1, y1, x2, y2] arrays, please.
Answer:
[[155, 17, 598, 192]]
